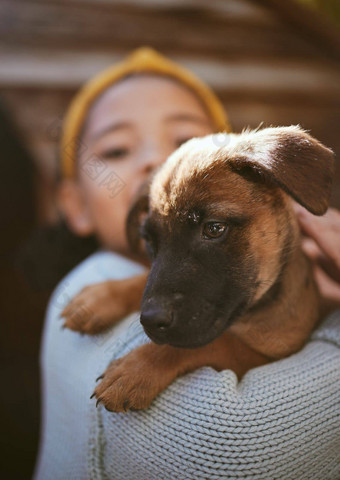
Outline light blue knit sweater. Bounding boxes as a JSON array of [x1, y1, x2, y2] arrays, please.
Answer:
[[34, 251, 340, 480]]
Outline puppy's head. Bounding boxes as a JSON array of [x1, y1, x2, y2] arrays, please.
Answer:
[[130, 126, 334, 348]]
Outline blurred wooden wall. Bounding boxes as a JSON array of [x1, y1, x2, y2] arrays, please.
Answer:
[[0, 0, 339, 219]]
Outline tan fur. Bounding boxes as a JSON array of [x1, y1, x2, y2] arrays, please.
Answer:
[[63, 126, 334, 412]]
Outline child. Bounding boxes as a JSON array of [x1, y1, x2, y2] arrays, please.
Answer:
[[34, 48, 340, 479]]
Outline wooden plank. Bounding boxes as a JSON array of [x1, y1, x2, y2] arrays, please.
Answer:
[[0, 0, 332, 61], [217, 88, 340, 109], [68, 0, 274, 22], [1, 47, 339, 96], [256, 0, 340, 61]]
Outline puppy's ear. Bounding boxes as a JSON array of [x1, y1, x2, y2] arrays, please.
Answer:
[[126, 180, 150, 253], [229, 126, 334, 215]]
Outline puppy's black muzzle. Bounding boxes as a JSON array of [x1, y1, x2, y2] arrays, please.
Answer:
[[140, 301, 173, 332], [140, 262, 248, 348], [139, 223, 255, 348]]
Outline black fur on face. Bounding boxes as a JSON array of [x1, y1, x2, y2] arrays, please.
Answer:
[[139, 206, 260, 348]]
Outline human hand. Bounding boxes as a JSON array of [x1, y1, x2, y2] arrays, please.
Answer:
[[294, 205, 340, 316]]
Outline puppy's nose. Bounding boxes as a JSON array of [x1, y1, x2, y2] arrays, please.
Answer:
[[140, 307, 173, 331]]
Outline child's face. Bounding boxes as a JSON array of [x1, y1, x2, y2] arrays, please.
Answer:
[[61, 75, 215, 256]]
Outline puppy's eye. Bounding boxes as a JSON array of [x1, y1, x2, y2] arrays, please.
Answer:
[[202, 222, 228, 239]]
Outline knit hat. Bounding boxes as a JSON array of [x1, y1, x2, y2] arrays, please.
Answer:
[[60, 47, 231, 178]]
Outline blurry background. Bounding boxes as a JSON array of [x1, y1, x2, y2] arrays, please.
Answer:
[[0, 1, 339, 478]]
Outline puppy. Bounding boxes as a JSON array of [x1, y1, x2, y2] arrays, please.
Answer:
[[62, 126, 334, 412]]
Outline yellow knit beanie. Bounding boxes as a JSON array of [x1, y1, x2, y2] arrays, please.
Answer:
[[61, 47, 231, 178]]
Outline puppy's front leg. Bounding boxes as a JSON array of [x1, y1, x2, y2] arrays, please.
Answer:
[[93, 333, 270, 412], [62, 273, 148, 334]]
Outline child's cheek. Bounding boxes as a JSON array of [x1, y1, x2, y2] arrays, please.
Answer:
[[87, 180, 132, 253], [78, 161, 144, 252]]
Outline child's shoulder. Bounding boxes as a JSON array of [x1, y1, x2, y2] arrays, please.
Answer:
[[66, 249, 144, 282]]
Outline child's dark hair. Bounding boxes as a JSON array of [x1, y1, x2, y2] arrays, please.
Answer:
[[17, 134, 100, 293], [18, 221, 99, 292]]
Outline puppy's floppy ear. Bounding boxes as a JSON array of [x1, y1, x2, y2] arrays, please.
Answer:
[[126, 179, 150, 253], [229, 126, 334, 215]]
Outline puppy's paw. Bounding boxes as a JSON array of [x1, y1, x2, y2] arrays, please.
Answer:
[[61, 282, 130, 335], [92, 348, 168, 412]]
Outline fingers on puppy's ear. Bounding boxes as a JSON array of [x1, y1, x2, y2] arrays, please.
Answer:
[[229, 126, 334, 215], [126, 180, 150, 253]]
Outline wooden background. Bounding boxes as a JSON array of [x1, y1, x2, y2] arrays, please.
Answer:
[[1, 0, 340, 222], [0, 1, 339, 479]]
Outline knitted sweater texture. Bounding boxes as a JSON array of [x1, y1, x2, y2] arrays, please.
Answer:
[[34, 251, 340, 480]]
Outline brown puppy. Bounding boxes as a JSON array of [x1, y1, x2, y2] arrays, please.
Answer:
[[62, 126, 334, 412]]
